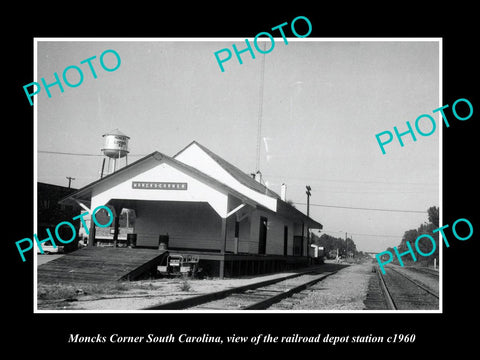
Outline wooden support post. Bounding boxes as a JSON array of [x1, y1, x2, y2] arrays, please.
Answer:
[[301, 221, 305, 257], [113, 214, 120, 248], [112, 204, 123, 248], [219, 218, 227, 278], [219, 260, 225, 278], [220, 218, 227, 254], [88, 217, 96, 247]]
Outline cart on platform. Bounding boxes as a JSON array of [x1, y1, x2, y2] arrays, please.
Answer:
[[158, 254, 200, 277]]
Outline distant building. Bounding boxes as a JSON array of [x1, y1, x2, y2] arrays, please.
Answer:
[[37, 182, 78, 253], [61, 141, 323, 277], [77, 210, 134, 246]]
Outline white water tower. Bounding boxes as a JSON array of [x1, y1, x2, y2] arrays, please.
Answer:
[[101, 129, 130, 177]]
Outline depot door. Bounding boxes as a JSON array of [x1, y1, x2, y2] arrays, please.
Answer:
[[258, 216, 267, 255]]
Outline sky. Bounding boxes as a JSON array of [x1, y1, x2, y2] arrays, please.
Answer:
[[36, 39, 440, 253]]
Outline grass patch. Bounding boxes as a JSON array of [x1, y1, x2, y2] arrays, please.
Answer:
[[178, 277, 192, 292], [38, 281, 135, 301]]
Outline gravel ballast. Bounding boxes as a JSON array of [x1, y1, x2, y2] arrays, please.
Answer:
[[270, 262, 373, 310]]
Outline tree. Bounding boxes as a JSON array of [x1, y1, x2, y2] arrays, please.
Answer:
[[378, 205, 440, 267], [312, 233, 360, 259], [286, 200, 296, 208], [345, 237, 356, 256], [427, 206, 439, 227], [396, 229, 418, 265]]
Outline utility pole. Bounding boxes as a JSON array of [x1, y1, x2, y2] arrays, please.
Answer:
[[306, 185, 311, 217], [66, 176, 75, 188], [306, 185, 311, 262]]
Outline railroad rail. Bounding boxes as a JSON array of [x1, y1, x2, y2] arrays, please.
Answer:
[[375, 264, 396, 310], [390, 266, 439, 298], [404, 266, 439, 278], [374, 265, 439, 310], [144, 264, 346, 310]]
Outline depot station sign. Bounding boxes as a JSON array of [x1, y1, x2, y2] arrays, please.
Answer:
[[132, 181, 188, 190]]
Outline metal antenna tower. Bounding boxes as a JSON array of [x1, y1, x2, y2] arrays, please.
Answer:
[[255, 42, 266, 172]]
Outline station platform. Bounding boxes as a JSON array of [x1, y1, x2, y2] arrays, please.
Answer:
[[37, 246, 168, 284], [166, 249, 311, 278]]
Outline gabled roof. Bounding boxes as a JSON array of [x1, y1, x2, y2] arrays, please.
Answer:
[[59, 141, 322, 228], [59, 151, 257, 208], [174, 141, 281, 199], [175, 141, 321, 228]]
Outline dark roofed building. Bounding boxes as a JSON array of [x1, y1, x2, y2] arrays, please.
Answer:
[[38, 182, 79, 253]]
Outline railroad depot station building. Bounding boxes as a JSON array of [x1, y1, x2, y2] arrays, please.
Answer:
[[61, 141, 322, 278]]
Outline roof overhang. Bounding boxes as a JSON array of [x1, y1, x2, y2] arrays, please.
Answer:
[[276, 199, 323, 229]]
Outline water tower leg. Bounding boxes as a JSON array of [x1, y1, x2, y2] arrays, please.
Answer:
[[100, 158, 106, 178]]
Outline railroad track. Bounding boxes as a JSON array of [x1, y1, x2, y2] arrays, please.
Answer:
[[405, 266, 439, 278], [374, 265, 439, 310], [144, 265, 346, 310]]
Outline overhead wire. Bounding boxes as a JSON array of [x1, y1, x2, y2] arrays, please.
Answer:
[[39, 150, 431, 214], [293, 202, 427, 214], [38, 150, 147, 157], [263, 172, 436, 187], [39, 148, 427, 248], [320, 230, 402, 238]]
